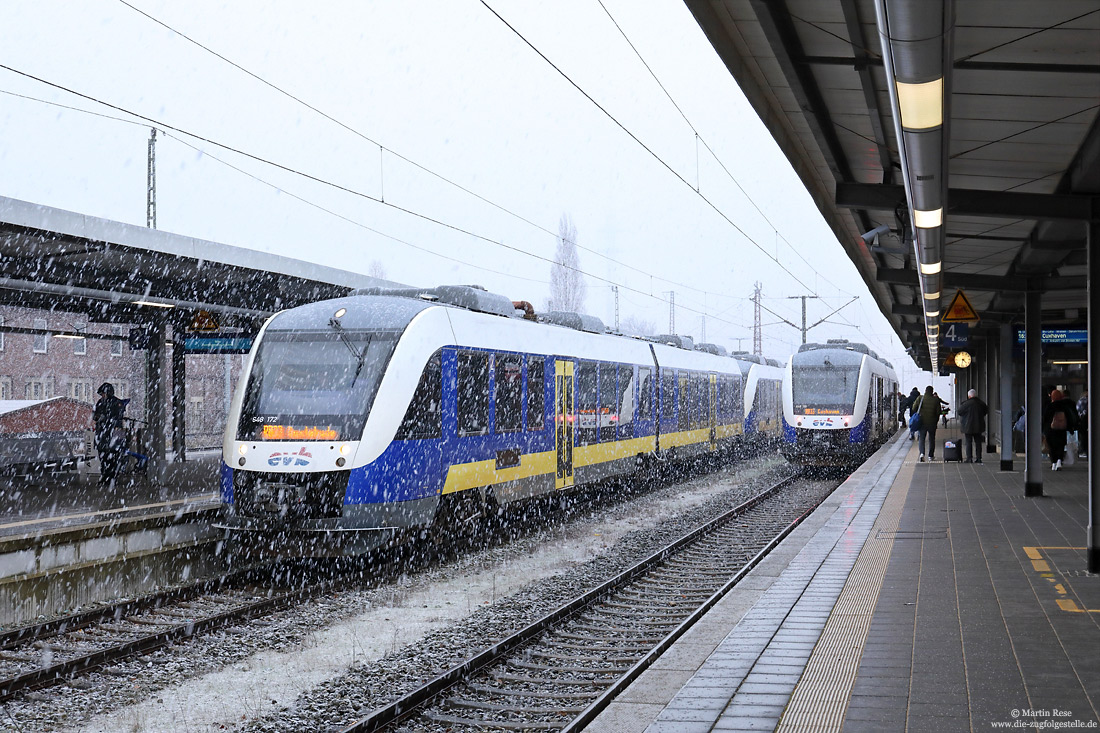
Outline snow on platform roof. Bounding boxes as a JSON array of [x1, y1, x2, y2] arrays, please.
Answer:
[[0, 195, 400, 324]]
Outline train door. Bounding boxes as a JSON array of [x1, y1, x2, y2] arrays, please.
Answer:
[[708, 374, 718, 447], [554, 359, 575, 489], [876, 376, 884, 436]]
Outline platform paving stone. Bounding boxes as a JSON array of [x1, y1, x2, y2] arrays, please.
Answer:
[[841, 437, 1100, 731], [593, 432, 1099, 732], [645, 436, 908, 732]]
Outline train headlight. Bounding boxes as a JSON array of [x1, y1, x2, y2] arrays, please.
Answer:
[[336, 457, 346, 467], [238, 457, 246, 466], [339, 444, 352, 456], [237, 444, 248, 455]]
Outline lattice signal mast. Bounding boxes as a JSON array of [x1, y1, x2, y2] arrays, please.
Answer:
[[147, 128, 157, 229], [752, 282, 762, 355]]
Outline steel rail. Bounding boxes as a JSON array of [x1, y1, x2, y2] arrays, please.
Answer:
[[338, 474, 804, 733], [0, 564, 336, 702], [0, 562, 274, 651]]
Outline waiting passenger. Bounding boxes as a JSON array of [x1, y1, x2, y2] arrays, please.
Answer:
[[93, 382, 126, 486], [1044, 389, 1078, 471], [957, 388, 988, 464], [913, 386, 948, 462], [902, 387, 920, 440]]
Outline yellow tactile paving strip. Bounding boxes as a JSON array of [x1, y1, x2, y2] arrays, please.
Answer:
[[775, 444, 916, 732]]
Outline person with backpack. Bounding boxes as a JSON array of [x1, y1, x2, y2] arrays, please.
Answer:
[[903, 387, 920, 440], [1044, 389, 1078, 471], [914, 385, 948, 462]]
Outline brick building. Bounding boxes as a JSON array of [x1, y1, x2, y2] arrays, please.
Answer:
[[0, 305, 247, 450]]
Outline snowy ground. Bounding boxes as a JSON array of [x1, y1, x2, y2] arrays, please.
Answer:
[[3, 456, 786, 733]]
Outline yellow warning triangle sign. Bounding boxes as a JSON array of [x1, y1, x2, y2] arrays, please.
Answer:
[[941, 290, 980, 323], [188, 310, 220, 332]]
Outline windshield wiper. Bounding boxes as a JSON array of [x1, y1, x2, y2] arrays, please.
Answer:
[[329, 318, 368, 385]]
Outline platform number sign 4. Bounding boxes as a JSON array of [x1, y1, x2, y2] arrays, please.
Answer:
[[943, 323, 968, 347]]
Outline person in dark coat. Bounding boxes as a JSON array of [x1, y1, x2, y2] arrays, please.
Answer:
[[93, 382, 126, 485], [1077, 391, 1088, 459], [903, 387, 920, 440], [957, 388, 989, 464], [1043, 388, 1078, 471], [914, 386, 948, 462]]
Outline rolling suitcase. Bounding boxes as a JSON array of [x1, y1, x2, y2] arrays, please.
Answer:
[[943, 440, 962, 462]]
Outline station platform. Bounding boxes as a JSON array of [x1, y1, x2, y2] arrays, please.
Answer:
[[0, 451, 220, 538], [590, 430, 1100, 732]]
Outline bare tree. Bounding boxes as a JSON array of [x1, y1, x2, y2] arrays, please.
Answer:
[[620, 315, 657, 337], [367, 260, 388, 281], [547, 214, 586, 313]]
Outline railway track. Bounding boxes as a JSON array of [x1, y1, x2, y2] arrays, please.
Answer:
[[0, 455, 788, 711], [339, 475, 832, 732], [0, 562, 350, 702]]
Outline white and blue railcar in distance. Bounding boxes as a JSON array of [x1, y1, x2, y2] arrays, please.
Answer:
[[734, 354, 785, 451], [219, 285, 774, 556], [780, 339, 899, 467]]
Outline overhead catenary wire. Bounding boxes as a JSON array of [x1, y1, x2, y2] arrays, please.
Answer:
[[0, 86, 550, 285], [476, 0, 821, 296], [0, 79, 753, 335], [114, 0, 720, 302], [593, 0, 842, 294]]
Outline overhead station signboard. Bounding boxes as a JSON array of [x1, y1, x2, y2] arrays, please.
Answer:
[[183, 309, 253, 352], [183, 334, 253, 353], [1015, 329, 1088, 344]]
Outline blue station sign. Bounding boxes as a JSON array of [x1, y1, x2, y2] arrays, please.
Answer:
[[183, 334, 254, 353], [943, 323, 969, 347], [1015, 329, 1088, 344]]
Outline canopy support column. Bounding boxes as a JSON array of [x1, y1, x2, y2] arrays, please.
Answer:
[[1000, 322, 1014, 471], [1024, 282, 1043, 497], [1087, 220, 1099, 572]]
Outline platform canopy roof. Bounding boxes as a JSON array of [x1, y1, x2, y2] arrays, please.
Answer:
[[0, 195, 395, 331], [687, 0, 1099, 370]]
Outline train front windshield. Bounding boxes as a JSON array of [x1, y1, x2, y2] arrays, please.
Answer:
[[792, 366, 859, 415], [237, 331, 396, 441]]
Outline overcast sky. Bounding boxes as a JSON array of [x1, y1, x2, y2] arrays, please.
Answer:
[[0, 0, 948, 393]]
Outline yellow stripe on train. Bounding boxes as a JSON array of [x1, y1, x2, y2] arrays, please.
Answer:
[[440, 423, 748, 495], [441, 450, 556, 495]]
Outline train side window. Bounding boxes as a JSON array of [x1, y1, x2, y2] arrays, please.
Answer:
[[661, 372, 675, 423], [395, 351, 442, 440], [598, 363, 618, 442], [618, 365, 635, 439], [526, 357, 545, 431], [495, 354, 523, 433], [694, 374, 706, 428], [721, 376, 735, 419], [678, 374, 691, 430], [457, 351, 491, 436], [712, 374, 721, 420], [576, 361, 598, 445], [638, 367, 653, 420]]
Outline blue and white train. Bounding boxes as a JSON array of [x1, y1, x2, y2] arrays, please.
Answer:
[[218, 285, 784, 555], [780, 340, 899, 467]]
